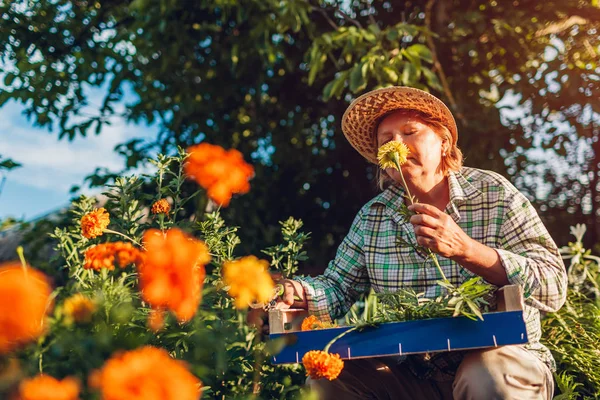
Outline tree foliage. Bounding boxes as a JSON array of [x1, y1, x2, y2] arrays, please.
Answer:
[[1, 0, 599, 264]]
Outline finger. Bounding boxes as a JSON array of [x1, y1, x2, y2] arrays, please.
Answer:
[[413, 225, 437, 238], [292, 296, 308, 309], [275, 301, 291, 310], [282, 281, 296, 305], [415, 235, 436, 249], [409, 213, 438, 228], [270, 271, 283, 284], [408, 203, 442, 217]]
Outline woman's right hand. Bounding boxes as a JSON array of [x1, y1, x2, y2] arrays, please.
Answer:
[[247, 278, 308, 334], [279, 279, 308, 310]]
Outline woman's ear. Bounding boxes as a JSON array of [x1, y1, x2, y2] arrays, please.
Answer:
[[443, 137, 451, 155]]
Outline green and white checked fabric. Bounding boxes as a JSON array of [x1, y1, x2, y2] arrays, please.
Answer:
[[297, 167, 567, 371]]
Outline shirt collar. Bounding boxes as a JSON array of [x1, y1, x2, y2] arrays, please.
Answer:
[[447, 169, 482, 205]]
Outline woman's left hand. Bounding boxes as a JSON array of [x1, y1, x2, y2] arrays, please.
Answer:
[[408, 203, 472, 259]]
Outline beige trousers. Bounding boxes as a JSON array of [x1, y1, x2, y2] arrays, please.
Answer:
[[307, 346, 554, 400]]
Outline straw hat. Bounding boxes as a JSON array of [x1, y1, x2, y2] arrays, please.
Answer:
[[341, 86, 458, 164]]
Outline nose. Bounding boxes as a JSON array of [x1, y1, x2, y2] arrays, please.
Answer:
[[391, 132, 406, 143]]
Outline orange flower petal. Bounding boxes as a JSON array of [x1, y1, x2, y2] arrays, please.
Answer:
[[302, 350, 344, 381], [0, 264, 52, 354], [89, 346, 201, 400]]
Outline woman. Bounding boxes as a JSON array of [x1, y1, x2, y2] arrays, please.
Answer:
[[278, 86, 567, 399]]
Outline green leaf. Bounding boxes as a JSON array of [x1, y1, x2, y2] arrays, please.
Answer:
[[363, 30, 377, 44], [368, 23, 381, 35], [0, 158, 22, 171], [422, 67, 443, 92], [386, 28, 399, 42], [401, 62, 418, 86], [308, 53, 326, 86], [381, 66, 399, 84], [328, 70, 350, 100], [453, 300, 463, 317], [407, 44, 433, 64], [466, 299, 484, 321], [322, 80, 336, 101], [349, 62, 368, 93], [4, 73, 15, 87]]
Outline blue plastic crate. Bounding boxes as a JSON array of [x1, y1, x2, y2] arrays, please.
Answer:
[[270, 310, 528, 365]]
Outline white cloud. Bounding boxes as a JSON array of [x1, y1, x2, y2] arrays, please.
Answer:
[[0, 101, 157, 192]]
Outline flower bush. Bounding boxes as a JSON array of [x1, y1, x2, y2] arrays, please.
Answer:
[[0, 146, 310, 399]]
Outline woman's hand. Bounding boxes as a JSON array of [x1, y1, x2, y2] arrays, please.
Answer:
[[408, 203, 473, 260], [247, 278, 307, 334], [279, 279, 308, 309]]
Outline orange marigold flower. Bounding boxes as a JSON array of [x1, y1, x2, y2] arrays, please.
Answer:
[[84, 242, 143, 271], [0, 264, 52, 354], [184, 143, 254, 207], [302, 350, 344, 381], [63, 293, 96, 324], [139, 229, 211, 322], [147, 309, 165, 332], [81, 208, 110, 239], [112, 242, 144, 268], [222, 256, 274, 309], [301, 315, 324, 331], [84, 243, 116, 271], [18, 374, 80, 400], [151, 199, 171, 215], [89, 346, 201, 400]]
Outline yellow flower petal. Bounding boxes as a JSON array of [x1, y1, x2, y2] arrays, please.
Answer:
[[377, 141, 410, 171]]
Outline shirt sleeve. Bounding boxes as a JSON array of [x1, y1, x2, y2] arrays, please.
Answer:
[[295, 209, 370, 322], [495, 192, 567, 312]]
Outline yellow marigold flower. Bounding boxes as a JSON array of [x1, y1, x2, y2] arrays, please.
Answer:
[[302, 350, 344, 381], [89, 346, 201, 400], [377, 141, 410, 171], [0, 263, 53, 355], [301, 315, 324, 331], [222, 256, 274, 309], [81, 208, 110, 239], [151, 199, 171, 215], [63, 293, 96, 324], [18, 374, 80, 400]]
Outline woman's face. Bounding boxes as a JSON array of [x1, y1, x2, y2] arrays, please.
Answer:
[[376, 110, 447, 183]]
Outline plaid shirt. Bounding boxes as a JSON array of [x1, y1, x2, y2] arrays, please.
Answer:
[[297, 167, 567, 374]]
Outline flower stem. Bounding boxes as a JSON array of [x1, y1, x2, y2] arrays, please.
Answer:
[[393, 159, 415, 205], [393, 160, 449, 283], [104, 229, 144, 248], [429, 251, 449, 283], [16, 245, 28, 280], [323, 326, 358, 353]]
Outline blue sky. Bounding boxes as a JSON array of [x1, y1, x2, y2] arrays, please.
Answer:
[[0, 96, 157, 221]]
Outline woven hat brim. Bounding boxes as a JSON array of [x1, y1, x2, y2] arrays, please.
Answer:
[[341, 86, 458, 164]]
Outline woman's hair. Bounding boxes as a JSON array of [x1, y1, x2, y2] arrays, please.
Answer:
[[375, 109, 463, 191]]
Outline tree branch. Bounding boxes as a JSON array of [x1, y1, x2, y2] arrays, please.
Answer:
[[424, 0, 467, 126], [311, 5, 339, 30], [535, 16, 588, 37], [335, 9, 363, 29]]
